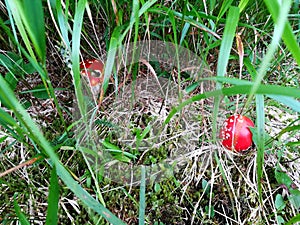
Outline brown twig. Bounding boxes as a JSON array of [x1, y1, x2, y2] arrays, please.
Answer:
[[0, 155, 43, 178]]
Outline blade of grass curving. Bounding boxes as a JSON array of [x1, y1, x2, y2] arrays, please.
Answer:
[[0, 77, 126, 224], [264, 0, 300, 66], [277, 125, 300, 141], [139, 166, 146, 225], [165, 84, 300, 124], [266, 95, 300, 113], [14, 193, 30, 225], [255, 94, 265, 204], [71, 0, 87, 117], [46, 166, 59, 225], [244, 0, 293, 109], [197, 76, 300, 112]]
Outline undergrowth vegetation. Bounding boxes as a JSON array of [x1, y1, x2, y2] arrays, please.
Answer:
[[0, 0, 299, 224]]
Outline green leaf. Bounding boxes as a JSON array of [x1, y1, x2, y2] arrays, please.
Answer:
[[102, 140, 137, 162], [277, 215, 285, 225], [275, 194, 286, 210], [275, 171, 292, 188], [46, 166, 59, 225], [205, 205, 215, 218], [102, 139, 122, 151], [238, 0, 250, 12], [154, 183, 161, 193], [5, 73, 18, 90], [289, 189, 300, 210], [202, 179, 211, 195]]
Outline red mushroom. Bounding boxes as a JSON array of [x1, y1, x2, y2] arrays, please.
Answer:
[[79, 59, 104, 87], [220, 114, 255, 152]]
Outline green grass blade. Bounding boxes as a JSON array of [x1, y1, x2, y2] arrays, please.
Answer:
[[14, 194, 30, 225], [71, 0, 87, 117], [285, 214, 300, 225], [255, 94, 265, 204], [52, 0, 71, 47], [6, 0, 46, 63], [165, 84, 300, 124], [139, 166, 146, 225], [0, 9, 66, 128], [102, 27, 120, 95], [119, 0, 158, 42], [263, 0, 300, 66], [217, 6, 239, 78], [0, 75, 126, 225], [238, 0, 250, 13], [217, 0, 234, 21], [4, 0, 21, 54], [5, 0, 36, 61], [22, 0, 46, 63], [245, 0, 293, 108], [46, 166, 59, 225], [214, 6, 239, 142], [267, 95, 300, 113]]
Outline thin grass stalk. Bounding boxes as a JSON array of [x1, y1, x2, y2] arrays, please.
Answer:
[[71, 0, 87, 117], [139, 166, 146, 225], [255, 94, 265, 204]]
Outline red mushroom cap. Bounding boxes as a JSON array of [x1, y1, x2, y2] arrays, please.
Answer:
[[79, 59, 104, 87], [220, 114, 255, 152]]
